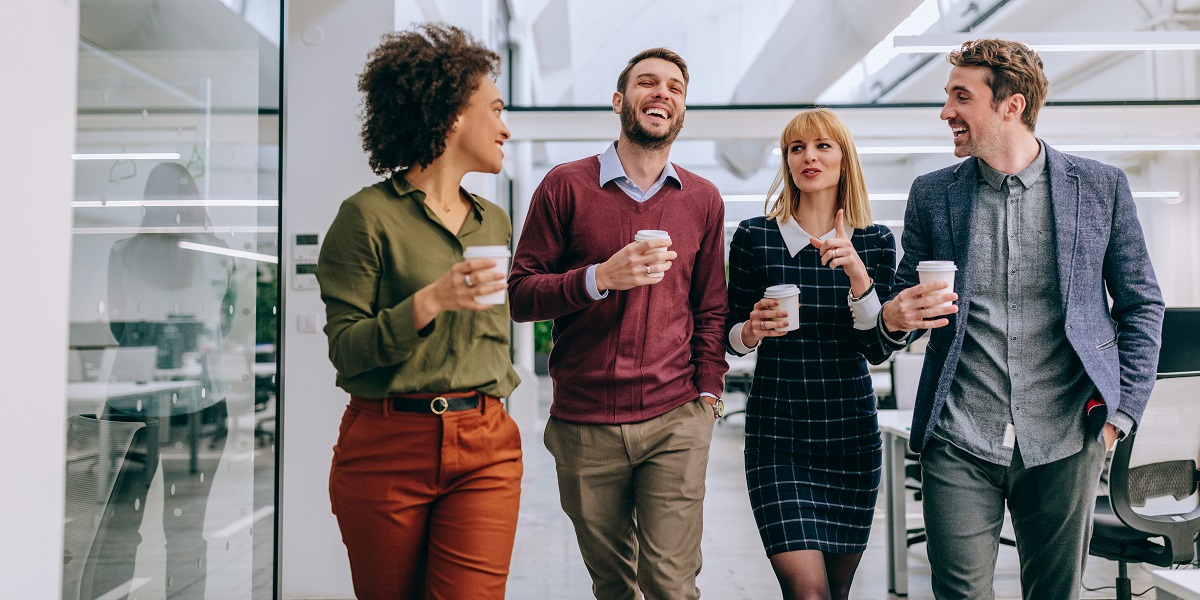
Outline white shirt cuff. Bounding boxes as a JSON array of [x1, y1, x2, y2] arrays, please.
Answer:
[[585, 264, 609, 301], [700, 392, 717, 399], [729, 321, 757, 355], [849, 288, 882, 330]]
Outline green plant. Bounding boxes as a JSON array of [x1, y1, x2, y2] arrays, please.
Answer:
[[256, 265, 279, 346], [534, 320, 553, 354]]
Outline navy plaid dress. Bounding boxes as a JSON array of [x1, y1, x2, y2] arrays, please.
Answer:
[[726, 217, 898, 556]]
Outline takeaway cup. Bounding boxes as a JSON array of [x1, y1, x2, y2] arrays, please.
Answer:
[[462, 245, 512, 305], [634, 230, 671, 278], [916, 261, 957, 308], [763, 284, 800, 332]]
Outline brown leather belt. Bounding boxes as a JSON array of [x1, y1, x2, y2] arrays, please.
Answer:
[[352, 391, 496, 415]]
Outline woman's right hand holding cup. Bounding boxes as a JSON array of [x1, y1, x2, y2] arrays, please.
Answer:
[[412, 259, 507, 329], [741, 298, 790, 348]]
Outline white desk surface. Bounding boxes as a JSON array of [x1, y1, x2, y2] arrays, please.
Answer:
[[1155, 569, 1200, 599], [67, 381, 200, 402], [877, 409, 913, 437]]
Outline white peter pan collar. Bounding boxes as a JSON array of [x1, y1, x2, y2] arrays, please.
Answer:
[[776, 217, 834, 258]]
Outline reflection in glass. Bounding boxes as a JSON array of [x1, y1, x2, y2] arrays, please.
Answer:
[[91, 163, 233, 600], [64, 1, 279, 597]]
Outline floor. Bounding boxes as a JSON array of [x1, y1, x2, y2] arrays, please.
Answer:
[[507, 376, 1166, 599], [63, 377, 1175, 599]]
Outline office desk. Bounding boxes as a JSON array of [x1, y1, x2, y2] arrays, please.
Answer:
[[1155, 569, 1200, 600], [878, 409, 914, 596]]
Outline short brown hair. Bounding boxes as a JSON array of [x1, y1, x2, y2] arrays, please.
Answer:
[[357, 23, 500, 175], [616, 48, 689, 95], [948, 39, 1048, 131]]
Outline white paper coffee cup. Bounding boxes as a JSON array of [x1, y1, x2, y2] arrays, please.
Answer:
[[763, 284, 800, 332], [916, 261, 957, 308], [463, 245, 512, 305], [634, 229, 670, 279]]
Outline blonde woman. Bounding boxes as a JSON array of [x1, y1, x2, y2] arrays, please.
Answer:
[[725, 108, 898, 600]]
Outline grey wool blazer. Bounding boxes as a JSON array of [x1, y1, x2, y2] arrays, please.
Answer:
[[886, 142, 1164, 454]]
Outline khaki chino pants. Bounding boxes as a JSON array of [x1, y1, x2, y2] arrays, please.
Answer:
[[544, 398, 715, 600]]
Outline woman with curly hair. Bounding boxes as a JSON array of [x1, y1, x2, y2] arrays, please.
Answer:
[[314, 23, 520, 599]]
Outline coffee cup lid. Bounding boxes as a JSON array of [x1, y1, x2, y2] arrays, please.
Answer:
[[634, 229, 670, 240], [763, 284, 799, 298], [917, 260, 957, 271], [463, 245, 511, 258]]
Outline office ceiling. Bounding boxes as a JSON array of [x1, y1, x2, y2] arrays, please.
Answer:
[[509, 0, 1200, 106]]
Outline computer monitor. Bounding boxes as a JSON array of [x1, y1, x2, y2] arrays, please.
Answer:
[[1158, 307, 1200, 375]]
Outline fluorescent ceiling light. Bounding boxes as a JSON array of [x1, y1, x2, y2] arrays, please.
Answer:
[[774, 146, 955, 155], [72, 200, 279, 208], [858, 146, 952, 155], [178, 241, 278, 264], [894, 31, 1200, 53], [1058, 144, 1200, 152], [72, 152, 182, 160], [828, 144, 1200, 155], [73, 226, 278, 235], [723, 191, 1179, 203]]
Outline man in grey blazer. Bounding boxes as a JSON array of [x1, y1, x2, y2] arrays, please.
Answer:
[[879, 39, 1164, 599]]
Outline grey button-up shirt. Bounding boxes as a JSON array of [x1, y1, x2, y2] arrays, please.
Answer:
[[934, 143, 1095, 468]]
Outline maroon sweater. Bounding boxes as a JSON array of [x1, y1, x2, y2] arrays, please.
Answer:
[[510, 156, 729, 424]]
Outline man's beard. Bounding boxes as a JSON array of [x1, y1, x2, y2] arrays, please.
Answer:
[[620, 101, 684, 151]]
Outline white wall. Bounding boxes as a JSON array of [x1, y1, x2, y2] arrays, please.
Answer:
[[0, 1, 78, 598], [281, 1, 392, 596]]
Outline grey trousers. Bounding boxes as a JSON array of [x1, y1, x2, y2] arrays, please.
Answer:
[[544, 398, 715, 600], [920, 434, 1106, 600]]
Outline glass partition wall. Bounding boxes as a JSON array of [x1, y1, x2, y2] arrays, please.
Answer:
[[63, 2, 280, 599]]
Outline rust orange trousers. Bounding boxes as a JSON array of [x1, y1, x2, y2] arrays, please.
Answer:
[[330, 394, 523, 599]]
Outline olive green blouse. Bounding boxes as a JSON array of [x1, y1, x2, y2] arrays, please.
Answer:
[[315, 176, 520, 399]]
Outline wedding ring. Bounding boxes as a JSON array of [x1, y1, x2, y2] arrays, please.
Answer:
[[464, 273, 475, 287], [760, 321, 767, 330], [646, 265, 653, 276], [834, 249, 840, 258]]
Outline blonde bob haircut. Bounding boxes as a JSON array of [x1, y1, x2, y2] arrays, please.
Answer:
[[765, 108, 872, 230]]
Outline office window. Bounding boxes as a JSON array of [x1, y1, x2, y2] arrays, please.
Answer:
[[62, 1, 280, 599]]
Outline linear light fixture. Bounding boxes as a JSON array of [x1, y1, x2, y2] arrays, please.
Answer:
[[178, 241, 278, 264], [723, 191, 1180, 203], [72, 199, 279, 208], [893, 31, 1200, 53], [72, 226, 279, 235], [71, 152, 182, 160], [773, 144, 1200, 155], [724, 219, 905, 228]]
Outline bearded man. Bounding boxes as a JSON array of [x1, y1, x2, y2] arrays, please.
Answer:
[[509, 48, 729, 600]]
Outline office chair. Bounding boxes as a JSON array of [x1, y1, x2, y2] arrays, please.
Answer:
[[1089, 373, 1200, 600]]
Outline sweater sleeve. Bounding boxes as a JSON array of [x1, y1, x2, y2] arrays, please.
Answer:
[[724, 221, 760, 356], [509, 172, 601, 323], [689, 192, 731, 397], [316, 200, 430, 378]]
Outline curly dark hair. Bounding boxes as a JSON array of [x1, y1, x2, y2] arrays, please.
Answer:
[[948, 39, 1048, 132], [358, 23, 501, 175]]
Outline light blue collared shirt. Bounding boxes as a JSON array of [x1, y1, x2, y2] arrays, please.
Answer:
[[585, 141, 682, 300]]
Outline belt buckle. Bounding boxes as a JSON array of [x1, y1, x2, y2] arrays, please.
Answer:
[[430, 396, 449, 414]]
